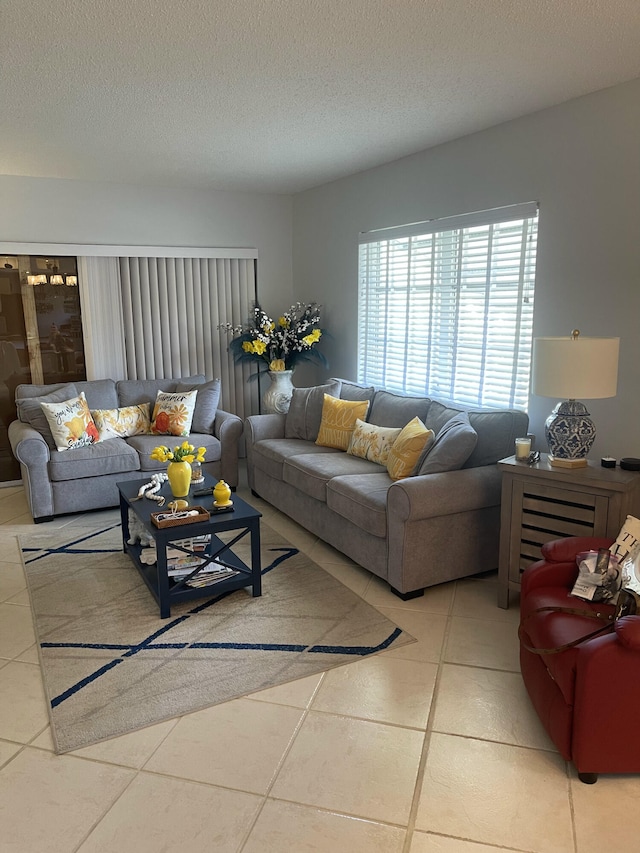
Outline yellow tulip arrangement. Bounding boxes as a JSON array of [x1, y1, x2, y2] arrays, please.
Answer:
[[150, 441, 206, 464]]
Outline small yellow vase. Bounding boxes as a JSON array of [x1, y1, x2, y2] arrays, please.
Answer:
[[167, 461, 192, 498], [213, 479, 232, 507]]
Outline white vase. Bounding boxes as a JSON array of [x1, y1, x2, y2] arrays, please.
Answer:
[[263, 369, 294, 414]]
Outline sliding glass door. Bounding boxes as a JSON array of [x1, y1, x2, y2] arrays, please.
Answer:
[[0, 254, 86, 482]]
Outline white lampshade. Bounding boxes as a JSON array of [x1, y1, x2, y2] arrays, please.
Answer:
[[532, 334, 619, 400], [50, 274, 64, 285], [65, 275, 77, 286], [27, 274, 47, 286]]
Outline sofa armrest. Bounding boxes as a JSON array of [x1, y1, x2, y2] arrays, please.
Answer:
[[8, 419, 54, 520], [213, 409, 244, 488], [244, 414, 286, 492], [245, 413, 286, 443], [388, 465, 502, 522]]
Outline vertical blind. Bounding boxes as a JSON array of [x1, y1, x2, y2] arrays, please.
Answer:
[[358, 203, 539, 410], [119, 256, 257, 420]]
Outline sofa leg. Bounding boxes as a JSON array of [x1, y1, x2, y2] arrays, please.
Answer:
[[251, 489, 261, 499], [578, 772, 598, 784], [390, 585, 424, 601], [34, 515, 54, 524]]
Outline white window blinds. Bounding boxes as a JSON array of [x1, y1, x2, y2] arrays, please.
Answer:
[[358, 203, 538, 410]]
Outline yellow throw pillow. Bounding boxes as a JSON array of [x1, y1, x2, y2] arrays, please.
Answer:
[[346, 418, 402, 466], [386, 417, 435, 480], [91, 403, 151, 440], [151, 390, 197, 436], [316, 395, 370, 451], [40, 392, 100, 452]]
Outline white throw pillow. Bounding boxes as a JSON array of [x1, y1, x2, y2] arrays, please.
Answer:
[[150, 390, 197, 436], [40, 392, 99, 451]]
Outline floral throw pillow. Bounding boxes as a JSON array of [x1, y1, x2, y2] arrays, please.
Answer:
[[40, 392, 99, 452], [150, 390, 197, 436], [91, 403, 151, 440], [346, 418, 402, 466]]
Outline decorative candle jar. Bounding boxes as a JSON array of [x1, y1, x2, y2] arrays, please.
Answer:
[[213, 479, 233, 507]]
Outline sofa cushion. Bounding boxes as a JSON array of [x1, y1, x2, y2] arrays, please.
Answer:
[[91, 403, 151, 439], [418, 412, 477, 475], [327, 473, 392, 538], [387, 417, 435, 480], [175, 378, 221, 433], [316, 396, 370, 451], [284, 380, 341, 441], [48, 437, 139, 482], [126, 432, 222, 472], [347, 418, 402, 466], [150, 390, 197, 436], [334, 378, 376, 404], [40, 391, 100, 452], [284, 452, 383, 502], [426, 400, 528, 468], [368, 390, 431, 429], [75, 379, 119, 410], [15, 383, 78, 449], [117, 375, 205, 407], [252, 439, 339, 481]]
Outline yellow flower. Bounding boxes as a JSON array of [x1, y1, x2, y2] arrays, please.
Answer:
[[242, 340, 255, 354], [262, 322, 275, 334], [269, 359, 286, 371], [278, 316, 289, 328], [302, 329, 321, 346], [151, 442, 206, 464], [253, 340, 267, 355]]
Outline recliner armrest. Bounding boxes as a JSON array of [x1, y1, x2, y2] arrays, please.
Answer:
[[614, 615, 640, 650], [541, 536, 614, 563]]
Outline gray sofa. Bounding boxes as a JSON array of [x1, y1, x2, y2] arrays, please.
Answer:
[[9, 375, 243, 523], [246, 379, 528, 598]]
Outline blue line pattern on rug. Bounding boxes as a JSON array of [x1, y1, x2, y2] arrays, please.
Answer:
[[30, 526, 400, 710]]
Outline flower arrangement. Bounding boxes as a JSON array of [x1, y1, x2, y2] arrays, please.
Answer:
[[150, 441, 206, 464], [219, 302, 328, 374]]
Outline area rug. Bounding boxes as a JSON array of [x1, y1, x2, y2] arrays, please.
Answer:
[[19, 520, 415, 754]]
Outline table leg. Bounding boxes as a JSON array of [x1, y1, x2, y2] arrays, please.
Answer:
[[250, 520, 262, 597], [156, 538, 171, 619], [119, 496, 130, 553]]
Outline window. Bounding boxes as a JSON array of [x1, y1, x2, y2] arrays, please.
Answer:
[[358, 202, 538, 410]]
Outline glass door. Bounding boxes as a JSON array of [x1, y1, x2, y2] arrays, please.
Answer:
[[0, 254, 87, 482]]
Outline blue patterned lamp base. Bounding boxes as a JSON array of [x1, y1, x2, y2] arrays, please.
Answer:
[[545, 400, 595, 468]]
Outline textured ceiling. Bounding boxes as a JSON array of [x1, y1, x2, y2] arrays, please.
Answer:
[[2, 0, 640, 194]]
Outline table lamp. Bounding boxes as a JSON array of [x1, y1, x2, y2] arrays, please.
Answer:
[[532, 330, 619, 468]]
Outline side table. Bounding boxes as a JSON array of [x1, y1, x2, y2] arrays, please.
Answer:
[[497, 454, 640, 608]]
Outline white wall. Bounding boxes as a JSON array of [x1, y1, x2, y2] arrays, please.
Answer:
[[0, 175, 294, 316], [292, 77, 640, 460]]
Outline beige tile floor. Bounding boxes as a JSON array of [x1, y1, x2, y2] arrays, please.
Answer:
[[1, 473, 640, 852]]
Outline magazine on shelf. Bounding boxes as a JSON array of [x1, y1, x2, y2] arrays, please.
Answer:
[[185, 568, 240, 589]]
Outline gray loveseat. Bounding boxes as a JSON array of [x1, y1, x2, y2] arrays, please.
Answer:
[[9, 375, 243, 523], [246, 379, 528, 598]]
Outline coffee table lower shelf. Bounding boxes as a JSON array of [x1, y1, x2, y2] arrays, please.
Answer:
[[124, 537, 259, 618]]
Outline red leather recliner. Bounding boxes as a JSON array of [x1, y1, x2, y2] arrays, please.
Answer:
[[519, 536, 640, 783]]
